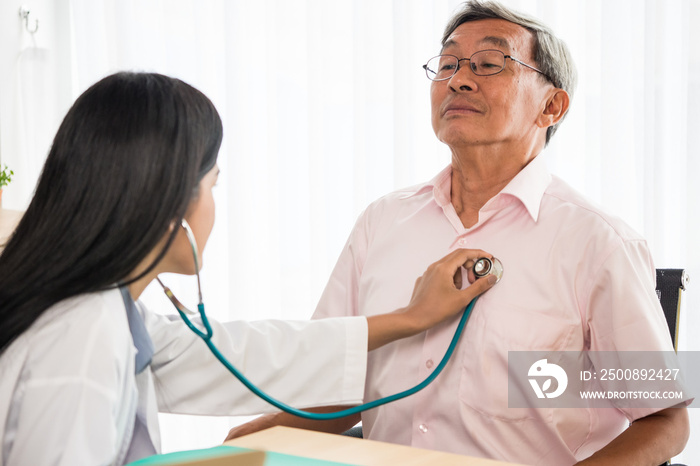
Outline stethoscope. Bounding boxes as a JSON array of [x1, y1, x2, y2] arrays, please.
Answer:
[[157, 220, 502, 420]]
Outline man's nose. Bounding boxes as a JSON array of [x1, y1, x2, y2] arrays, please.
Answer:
[[448, 60, 478, 92]]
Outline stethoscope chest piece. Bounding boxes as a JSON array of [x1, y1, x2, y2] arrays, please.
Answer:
[[473, 257, 504, 283]]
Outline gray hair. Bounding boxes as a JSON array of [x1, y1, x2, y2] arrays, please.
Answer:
[[442, 0, 578, 145]]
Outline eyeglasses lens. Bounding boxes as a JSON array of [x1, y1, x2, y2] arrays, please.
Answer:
[[425, 51, 506, 81], [469, 51, 505, 76]]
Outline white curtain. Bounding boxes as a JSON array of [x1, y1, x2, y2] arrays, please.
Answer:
[[3, 0, 698, 462]]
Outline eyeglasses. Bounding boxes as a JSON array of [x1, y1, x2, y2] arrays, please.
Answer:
[[423, 50, 551, 82]]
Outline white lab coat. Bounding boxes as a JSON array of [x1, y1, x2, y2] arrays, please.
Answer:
[[0, 288, 368, 465]]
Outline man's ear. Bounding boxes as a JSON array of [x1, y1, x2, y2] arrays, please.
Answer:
[[537, 89, 570, 129]]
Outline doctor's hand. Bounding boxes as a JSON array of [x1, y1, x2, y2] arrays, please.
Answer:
[[366, 248, 497, 351], [406, 248, 496, 329]]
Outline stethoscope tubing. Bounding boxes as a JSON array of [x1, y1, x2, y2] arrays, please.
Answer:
[[175, 297, 478, 420], [166, 218, 482, 420]]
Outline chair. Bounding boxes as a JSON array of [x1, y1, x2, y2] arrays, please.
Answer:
[[342, 425, 363, 438], [655, 268, 689, 351], [655, 268, 689, 466]]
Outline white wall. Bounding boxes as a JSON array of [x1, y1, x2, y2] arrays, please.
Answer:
[[0, 0, 73, 210], [0, 1, 698, 463]]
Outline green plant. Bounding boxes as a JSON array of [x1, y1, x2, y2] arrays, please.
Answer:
[[0, 165, 13, 188]]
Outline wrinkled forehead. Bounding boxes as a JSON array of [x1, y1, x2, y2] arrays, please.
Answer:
[[441, 19, 535, 58]]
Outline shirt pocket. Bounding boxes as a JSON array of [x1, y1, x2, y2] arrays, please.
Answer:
[[458, 299, 581, 422]]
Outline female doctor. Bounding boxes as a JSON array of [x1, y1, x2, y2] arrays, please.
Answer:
[[0, 72, 496, 466]]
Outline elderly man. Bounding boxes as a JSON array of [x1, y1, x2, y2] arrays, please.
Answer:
[[227, 1, 689, 464]]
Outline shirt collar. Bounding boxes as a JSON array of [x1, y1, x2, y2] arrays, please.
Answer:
[[487, 155, 551, 222], [397, 165, 452, 203], [399, 155, 551, 222], [120, 286, 154, 374]]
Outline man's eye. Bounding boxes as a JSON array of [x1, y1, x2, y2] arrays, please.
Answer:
[[440, 63, 457, 71]]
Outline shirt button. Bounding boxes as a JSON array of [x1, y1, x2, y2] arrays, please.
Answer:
[[457, 237, 468, 246], [425, 359, 434, 369], [418, 424, 428, 433]]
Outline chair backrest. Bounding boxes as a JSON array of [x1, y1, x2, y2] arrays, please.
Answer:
[[655, 269, 689, 351]]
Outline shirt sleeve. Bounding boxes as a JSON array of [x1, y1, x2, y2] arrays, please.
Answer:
[[585, 238, 690, 420], [586, 239, 670, 351], [145, 308, 368, 416], [312, 209, 370, 320]]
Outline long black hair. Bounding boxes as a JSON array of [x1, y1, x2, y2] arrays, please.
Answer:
[[0, 72, 222, 353]]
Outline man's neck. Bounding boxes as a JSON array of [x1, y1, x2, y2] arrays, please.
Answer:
[[450, 145, 537, 228]]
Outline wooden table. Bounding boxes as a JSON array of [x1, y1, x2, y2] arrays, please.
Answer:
[[0, 208, 23, 247], [225, 426, 523, 466]]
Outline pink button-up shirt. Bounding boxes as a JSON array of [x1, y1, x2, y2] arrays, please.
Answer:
[[313, 155, 677, 465]]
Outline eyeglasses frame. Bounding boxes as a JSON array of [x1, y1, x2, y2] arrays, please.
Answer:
[[423, 49, 552, 83]]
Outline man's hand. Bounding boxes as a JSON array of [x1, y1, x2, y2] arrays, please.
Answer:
[[225, 413, 277, 441], [574, 405, 689, 465], [224, 409, 360, 442]]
